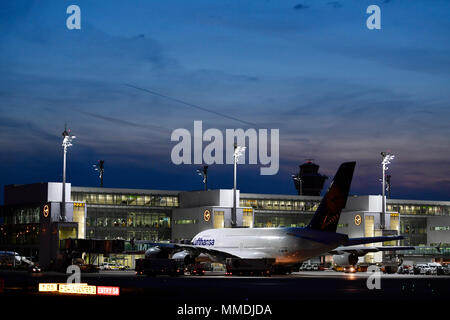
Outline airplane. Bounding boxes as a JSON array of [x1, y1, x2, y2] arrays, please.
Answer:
[[330, 244, 414, 268], [0, 251, 38, 270], [143, 162, 411, 272]]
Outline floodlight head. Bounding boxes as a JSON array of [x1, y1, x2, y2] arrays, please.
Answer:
[[62, 124, 69, 137], [233, 145, 246, 160], [381, 152, 395, 167], [62, 127, 76, 149]]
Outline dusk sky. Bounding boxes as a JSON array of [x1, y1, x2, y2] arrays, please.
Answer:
[[1, 0, 449, 203]]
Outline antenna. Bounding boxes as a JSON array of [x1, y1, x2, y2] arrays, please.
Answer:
[[93, 160, 105, 187]]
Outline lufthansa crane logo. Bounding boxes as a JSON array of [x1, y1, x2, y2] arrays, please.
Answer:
[[43, 205, 49, 218], [354, 214, 362, 226], [203, 209, 211, 222]]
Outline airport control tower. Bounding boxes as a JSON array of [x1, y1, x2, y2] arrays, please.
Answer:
[[292, 160, 328, 196]]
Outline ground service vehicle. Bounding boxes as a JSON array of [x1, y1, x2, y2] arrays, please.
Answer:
[[225, 258, 275, 276], [427, 263, 441, 275], [135, 258, 184, 276], [382, 264, 398, 274], [398, 265, 413, 274], [344, 266, 357, 273], [437, 265, 450, 275], [187, 263, 205, 275]]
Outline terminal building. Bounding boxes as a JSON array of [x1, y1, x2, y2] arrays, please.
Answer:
[[1, 182, 449, 268]]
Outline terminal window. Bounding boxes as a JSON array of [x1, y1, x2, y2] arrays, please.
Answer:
[[213, 211, 225, 229]]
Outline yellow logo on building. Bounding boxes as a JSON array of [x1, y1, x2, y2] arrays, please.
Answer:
[[390, 213, 399, 217], [203, 209, 211, 222], [43, 205, 49, 218], [354, 214, 362, 226]]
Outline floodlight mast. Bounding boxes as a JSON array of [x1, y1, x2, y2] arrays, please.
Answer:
[[196, 165, 208, 191], [380, 152, 395, 229], [232, 143, 246, 228], [61, 126, 75, 222], [386, 174, 392, 199], [93, 160, 105, 187]]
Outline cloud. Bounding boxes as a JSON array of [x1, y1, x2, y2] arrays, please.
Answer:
[[76, 109, 171, 135], [0, 0, 449, 200], [293, 4, 309, 10], [327, 1, 342, 8]]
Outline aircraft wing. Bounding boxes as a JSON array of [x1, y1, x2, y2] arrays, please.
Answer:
[[134, 241, 239, 260], [329, 246, 415, 255], [344, 235, 404, 246], [177, 244, 240, 259]]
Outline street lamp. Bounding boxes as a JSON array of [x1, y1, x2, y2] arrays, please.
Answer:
[[380, 152, 395, 229], [196, 165, 208, 191], [93, 160, 105, 187], [232, 143, 246, 228], [61, 126, 76, 222]]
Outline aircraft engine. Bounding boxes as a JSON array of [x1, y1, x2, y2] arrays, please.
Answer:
[[172, 250, 195, 265], [332, 252, 358, 266], [144, 247, 163, 259]]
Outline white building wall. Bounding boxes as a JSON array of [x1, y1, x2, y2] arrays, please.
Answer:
[[47, 182, 71, 202]]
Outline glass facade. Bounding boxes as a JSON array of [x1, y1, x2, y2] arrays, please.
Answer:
[[387, 203, 450, 216], [85, 207, 171, 241], [0, 205, 40, 225], [241, 197, 450, 217], [240, 198, 320, 212], [71, 190, 179, 242], [242, 208, 253, 228], [213, 211, 225, 229], [254, 212, 313, 228], [400, 217, 427, 246], [174, 219, 198, 225], [241, 196, 319, 228], [71, 192, 179, 208], [0, 205, 41, 246], [73, 204, 86, 239]]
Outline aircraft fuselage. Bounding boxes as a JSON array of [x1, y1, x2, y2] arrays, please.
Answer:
[[191, 227, 349, 265]]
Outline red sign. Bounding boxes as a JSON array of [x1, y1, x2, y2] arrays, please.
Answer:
[[97, 286, 120, 296]]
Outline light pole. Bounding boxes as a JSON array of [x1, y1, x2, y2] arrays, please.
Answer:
[[380, 152, 395, 229], [196, 165, 208, 191], [232, 143, 246, 228], [292, 175, 303, 196], [93, 160, 105, 187], [386, 174, 392, 199], [61, 126, 75, 222]]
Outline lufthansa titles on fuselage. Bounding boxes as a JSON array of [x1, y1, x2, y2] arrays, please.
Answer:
[[192, 237, 215, 246]]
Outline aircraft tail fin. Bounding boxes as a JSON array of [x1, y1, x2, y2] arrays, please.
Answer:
[[307, 162, 356, 232]]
